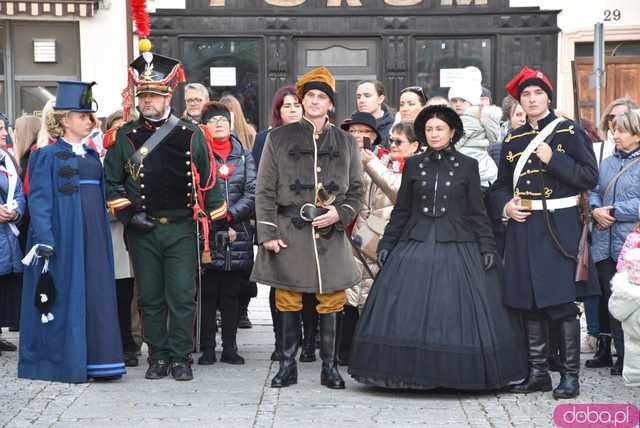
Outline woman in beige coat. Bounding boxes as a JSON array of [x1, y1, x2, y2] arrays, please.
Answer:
[[340, 120, 419, 365]]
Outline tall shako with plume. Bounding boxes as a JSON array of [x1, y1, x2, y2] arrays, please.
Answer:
[[122, 0, 186, 121]]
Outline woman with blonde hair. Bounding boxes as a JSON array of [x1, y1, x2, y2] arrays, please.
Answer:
[[220, 94, 256, 151], [13, 115, 41, 173], [597, 97, 638, 164], [18, 81, 125, 383], [588, 108, 640, 377], [36, 99, 55, 148]]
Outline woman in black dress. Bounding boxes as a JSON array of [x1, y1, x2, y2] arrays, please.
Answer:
[[349, 105, 527, 390]]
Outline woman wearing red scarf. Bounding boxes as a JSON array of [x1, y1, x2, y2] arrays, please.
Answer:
[[339, 116, 419, 365], [197, 101, 257, 366]]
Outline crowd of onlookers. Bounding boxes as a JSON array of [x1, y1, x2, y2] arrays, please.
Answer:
[[1, 67, 640, 387]]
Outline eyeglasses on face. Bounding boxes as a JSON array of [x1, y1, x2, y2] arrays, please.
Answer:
[[207, 116, 229, 125], [389, 138, 408, 146], [186, 98, 204, 104]]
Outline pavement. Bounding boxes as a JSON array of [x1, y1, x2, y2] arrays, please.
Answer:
[[1, 285, 639, 428]]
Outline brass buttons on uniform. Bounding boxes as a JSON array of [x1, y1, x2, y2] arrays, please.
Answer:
[[421, 195, 426, 200], [315, 233, 320, 239], [421, 171, 426, 176], [421, 181, 427, 186], [187, 182, 192, 187], [140, 184, 145, 188], [423, 207, 429, 213], [445, 181, 451, 186], [316, 166, 322, 173], [141, 195, 146, 200], [186, 151, 191, 156], [186, 161, 191, 166]]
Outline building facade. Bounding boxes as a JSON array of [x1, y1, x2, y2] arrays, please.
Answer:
[[0, 0, 129, 121], [150, 0, 560, 129]]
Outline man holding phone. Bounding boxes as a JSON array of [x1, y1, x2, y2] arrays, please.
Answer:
[[491, 67, 600, 399]]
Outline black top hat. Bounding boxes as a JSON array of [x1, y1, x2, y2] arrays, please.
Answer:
[[130, 52, 184, 96], [414, 105, 464, 146], [53, 81, 97, 113], [340, 112, 381, 144]]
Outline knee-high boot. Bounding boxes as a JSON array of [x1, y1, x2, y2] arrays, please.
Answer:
[[319, 312, 345, 389], [553, 318, 580, 399], [271, 311, 301, 388], [512, 319, 552, 393]]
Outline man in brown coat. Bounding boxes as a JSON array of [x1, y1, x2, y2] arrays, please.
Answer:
[[251, 67, 364, 389]]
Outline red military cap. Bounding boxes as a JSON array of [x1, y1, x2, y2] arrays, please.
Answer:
[[505, 66, 554, 101]]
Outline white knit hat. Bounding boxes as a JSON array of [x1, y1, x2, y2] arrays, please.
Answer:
[[448, 79, 482, 106]]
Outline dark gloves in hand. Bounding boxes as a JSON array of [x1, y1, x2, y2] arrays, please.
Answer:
[[129, 212, 155, 232], [482, 252, 496, 271], [377, 249, 390, 267], [36, 245, 55, 258], [215, 230, 230, 249]]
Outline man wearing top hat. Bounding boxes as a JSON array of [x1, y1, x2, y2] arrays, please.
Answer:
[[104, 49, 226, 381], [251, 66, 364, 389], [491, 67, 600, 399]]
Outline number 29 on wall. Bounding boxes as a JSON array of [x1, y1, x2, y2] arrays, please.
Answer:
[[604, 9, 621, 21]]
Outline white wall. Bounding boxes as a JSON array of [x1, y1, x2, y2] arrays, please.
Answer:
[[79, 0, 129, 117], [510, 0, 640, 116], [511, 0, 639, 30]]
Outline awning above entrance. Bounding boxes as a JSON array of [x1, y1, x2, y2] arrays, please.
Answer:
[[0, 1, 98, 18]]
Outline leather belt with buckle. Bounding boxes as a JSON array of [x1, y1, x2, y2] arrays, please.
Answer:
[[277, 204, 328, 222], [148, 215, 190, 224]]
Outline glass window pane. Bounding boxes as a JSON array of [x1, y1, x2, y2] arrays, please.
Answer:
[[306, 46, 368, 68], [19, 85, 56, 117], [182, 39, 260, 129], [416, 38, 492, 98]]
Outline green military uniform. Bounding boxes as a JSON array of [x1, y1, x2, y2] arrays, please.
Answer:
[[104, 53, 226, 369]]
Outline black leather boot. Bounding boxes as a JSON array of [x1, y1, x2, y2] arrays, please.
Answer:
[[585, 335, 613, 368], [319, 312, 345, 389], [198, 348, 216, 365], [271, 311, 301, 388], [553, 318, 580, 399], [271, 317, 283, 361], [512, 319, 552, 393], [548, 321, 562, 372], [299, 321, 317, 362]]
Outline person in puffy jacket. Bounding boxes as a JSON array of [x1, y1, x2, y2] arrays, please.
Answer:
[[198, 101, 257, 366], [588, 109, 640, 376], [609, 237, 640, 387], [448, 78, 500, 188]]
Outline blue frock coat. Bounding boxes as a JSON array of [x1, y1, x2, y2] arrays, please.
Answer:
[[18, 140, 118, 383]]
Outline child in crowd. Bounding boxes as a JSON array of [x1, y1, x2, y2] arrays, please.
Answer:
[[609, 224, 640, 386]]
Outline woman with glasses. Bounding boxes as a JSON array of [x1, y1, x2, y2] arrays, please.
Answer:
[[586, 109, 640, 377], [398, 86, 427, 123], [340, 118, 419, 366], [348, 105, 526, 390], [197, 101, 256, 366], [596, 97, 638, 165]]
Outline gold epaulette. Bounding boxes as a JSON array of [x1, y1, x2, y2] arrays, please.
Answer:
[[504, 130, 537, 144]]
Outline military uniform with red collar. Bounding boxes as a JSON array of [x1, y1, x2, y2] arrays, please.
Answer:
[[104, 52, 226, 378]]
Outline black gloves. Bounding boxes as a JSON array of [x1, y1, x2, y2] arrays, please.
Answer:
[[36, 245, 55, 258], [482, 252, 496, 271], [214, 230, 230, 250], [129, 212, 155, 232], [377, 249, 389, 267]]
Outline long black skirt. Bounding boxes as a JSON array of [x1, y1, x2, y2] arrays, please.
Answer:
[[349, 220, 528, 390]]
